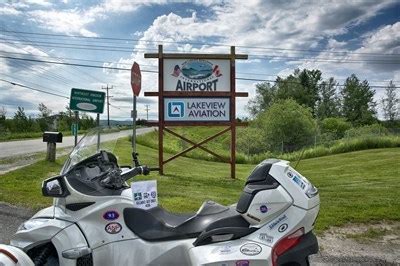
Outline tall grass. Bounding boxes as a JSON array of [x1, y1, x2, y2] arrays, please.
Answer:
[[136, 128, 400, 164]]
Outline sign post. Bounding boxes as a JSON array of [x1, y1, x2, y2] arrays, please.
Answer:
[[131, 62, 142, 165], [73, 111, 79, 146], [69, 88, 105, 149], [144, 46, 248, 178]]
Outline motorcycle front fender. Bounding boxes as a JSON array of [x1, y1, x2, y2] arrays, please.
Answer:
[[10, 218, 73, 250]]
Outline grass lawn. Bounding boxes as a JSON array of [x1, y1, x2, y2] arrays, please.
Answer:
[[1, 136, 399, 233]]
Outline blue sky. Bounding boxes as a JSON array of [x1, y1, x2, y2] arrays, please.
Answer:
[[1, 0, 399, 120]]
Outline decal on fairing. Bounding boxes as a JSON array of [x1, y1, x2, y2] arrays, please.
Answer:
[[105, 222, 122, 234], [259, 205, 268, 213], [278, 223, 288, 233], [292, 175, 306, 189], [236, 260, 250, 266], [259, 233, 274, 244], [103, 210, 119, 221], [268, 214, 288, 230], [240, 243, 262, 256]]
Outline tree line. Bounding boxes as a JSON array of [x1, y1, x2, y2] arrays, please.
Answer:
[[0, 104, 96, 134], [239, 68, 399, 154]]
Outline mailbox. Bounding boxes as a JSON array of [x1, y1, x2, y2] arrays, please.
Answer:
[[43, 131, 63, 143]]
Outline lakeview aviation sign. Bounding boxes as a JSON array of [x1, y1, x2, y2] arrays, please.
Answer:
[[164, 98, 230, 122], [163, 59, 230, 92], [144, 46, 248, 178]]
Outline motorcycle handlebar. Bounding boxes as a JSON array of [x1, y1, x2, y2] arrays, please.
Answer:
[[120, 165, 150, 181]]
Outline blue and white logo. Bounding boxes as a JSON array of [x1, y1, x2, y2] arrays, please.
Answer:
[[168, 102, 184, 118]]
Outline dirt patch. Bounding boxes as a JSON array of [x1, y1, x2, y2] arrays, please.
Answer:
[[311, 222, 400, 265]]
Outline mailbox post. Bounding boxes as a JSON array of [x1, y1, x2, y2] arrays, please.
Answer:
[[43, 132, 63, 162]]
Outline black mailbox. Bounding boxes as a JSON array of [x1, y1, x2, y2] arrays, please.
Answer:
[[43, 131, 63, 143]]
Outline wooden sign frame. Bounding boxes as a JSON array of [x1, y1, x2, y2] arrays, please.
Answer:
[[144, 45, 248, 179]]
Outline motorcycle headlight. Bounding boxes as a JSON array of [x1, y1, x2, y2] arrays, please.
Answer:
[[18, 219, 50, 231]]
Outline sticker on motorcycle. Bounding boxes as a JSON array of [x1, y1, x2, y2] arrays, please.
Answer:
[[103, 210, 119, 221], [278, 223, 288, 233], [259, 205, 268, 213], [259, 233, 274, 244], [219, 244, 235, 255], [292, 175, 306, 189], [236, 260, 250, 266], [268, 214, 288, 230], [240, 243, 262, 256], [105, 222, 122, 234]]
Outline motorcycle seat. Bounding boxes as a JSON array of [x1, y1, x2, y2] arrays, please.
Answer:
[[123, 200, 249, 241]]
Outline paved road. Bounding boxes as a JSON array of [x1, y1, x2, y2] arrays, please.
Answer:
[[0, 128, 154, 159]]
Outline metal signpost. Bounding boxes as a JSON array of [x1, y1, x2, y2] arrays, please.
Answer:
[[144, 46, 248, 179], [131, 62, 142, 159], [69, 88, 105, 149]]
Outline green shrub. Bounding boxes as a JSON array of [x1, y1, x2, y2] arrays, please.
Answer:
[[320, 117, 351, 139], [344, 124, 389, 138], [254, 99, 317, 152]]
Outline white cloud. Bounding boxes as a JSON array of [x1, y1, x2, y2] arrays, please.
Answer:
[[25, 0, 170, 37], [28, 8, 99, 37], [0, 5, 22, 15], [25, 0, 52, 7]]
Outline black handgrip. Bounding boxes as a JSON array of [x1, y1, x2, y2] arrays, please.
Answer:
[[121, 166, 150, 181]]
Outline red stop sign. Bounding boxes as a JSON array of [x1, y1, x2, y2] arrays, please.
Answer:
[[131, 62, 141, 96]]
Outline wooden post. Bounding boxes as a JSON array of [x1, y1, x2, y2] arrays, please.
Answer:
[[158, 45, 164, 175], [230, 46, 236, 179], [46, 142, 56, 162], [74, 111, 79, 146]]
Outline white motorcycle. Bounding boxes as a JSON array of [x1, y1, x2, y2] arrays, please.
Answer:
[[0, 128, 320, 266]]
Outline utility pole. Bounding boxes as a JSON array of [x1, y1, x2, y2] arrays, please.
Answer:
[[145, 104, 150, 121], [102, 85, 113, 127]]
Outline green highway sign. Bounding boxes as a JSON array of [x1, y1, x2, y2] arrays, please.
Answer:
[[71, 123, 79, 135], [69, 88, 105, 113]]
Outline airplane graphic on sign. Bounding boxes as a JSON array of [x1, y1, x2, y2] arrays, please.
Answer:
[[168, 102, 184, 118]]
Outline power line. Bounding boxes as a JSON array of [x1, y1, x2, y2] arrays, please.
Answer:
[[0, 78, 69, 99], [0, 55, 157, 73], [2, 51, 399, 83], [6, 29, 107, 85], [2, 30, 398, 56], [2, 55, 398, 88], [2, 39, 398, 64], [2, 42, 398, 65]]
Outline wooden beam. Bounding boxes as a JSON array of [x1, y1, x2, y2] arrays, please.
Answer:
[[145, 121, 248, 127], [144, 53, 248, 60], [144, 91, 248, 97], [144, 91, 159, 96], [163, 127, 230, 164]]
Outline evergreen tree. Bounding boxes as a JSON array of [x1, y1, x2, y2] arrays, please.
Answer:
[[13, 107, 29, 132], [341, 74, 376, 125], [381, 81, 399, 122], [316, 77, 340, 119]]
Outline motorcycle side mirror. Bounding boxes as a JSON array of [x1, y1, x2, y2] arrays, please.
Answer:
[[42, 175, 70, 197]]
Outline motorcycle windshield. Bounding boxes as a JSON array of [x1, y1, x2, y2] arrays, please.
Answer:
[[62, 127, 118, 174]]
